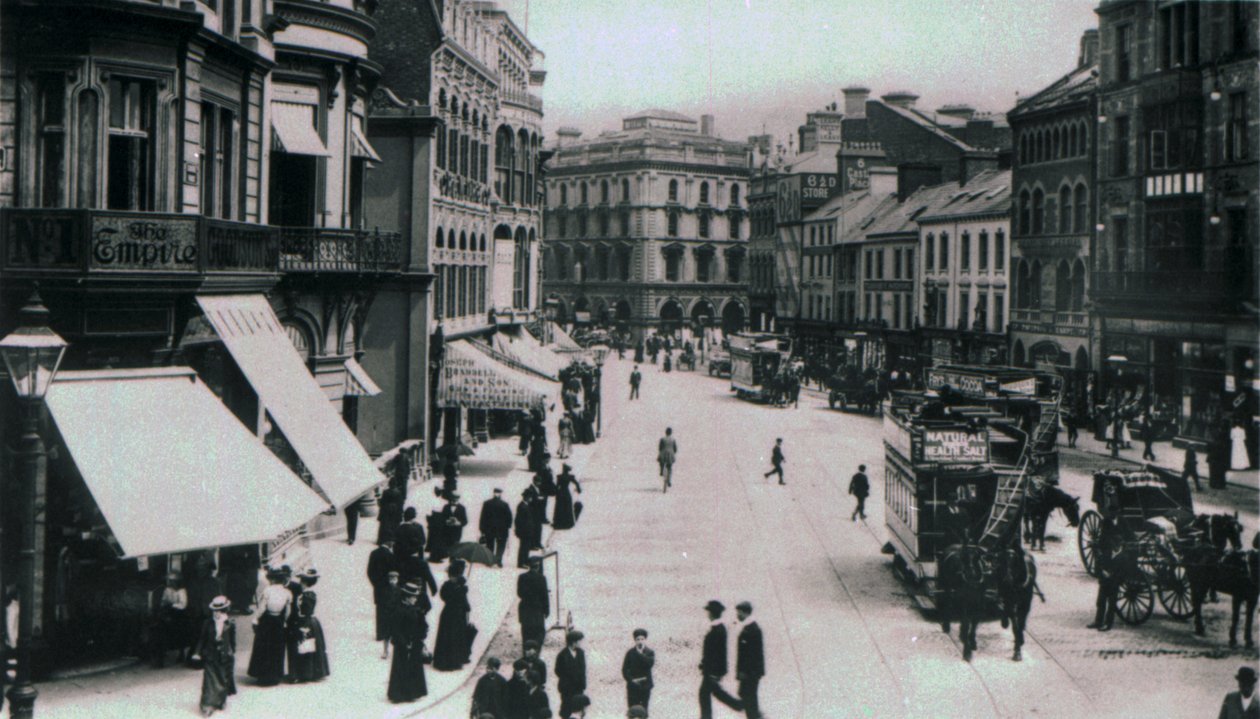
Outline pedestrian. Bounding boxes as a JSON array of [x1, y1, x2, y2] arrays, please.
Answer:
[[289, 568, 329, 683], [531, 472, 552, 528], [1209, 430, 1230, 489], [522, 639, 547, 687], [480, 488, 514, 568], [663, 353, 672, 373], [849, 464, 870, 521], [185, 554, 222, 665], [555, 630, 588, 716], [552, 464, 583, 530], [515, 489, 542, 569], [1232, 422, 1251, 471], [558, 413, 574, 459], [1141, 412, 1157, 461], [518, 411, 533, 456], [343, 496, 362, 545], [629, 365, 642, 400], [397, 507, 426, 559], [735, 601, 764, 719], [377, 488, 403, 545], [430, 492, 469, 562], [442, 457, 460, 500], [472, 656, 509, 719], [789, 373, 801, 408], [152, 571, 189, 667], [399, 545, 438, 599], [621, 628, 655, 715], [699, 599, 743, 718], [1183, 446, 1202, 491], [1218, 665, 1258, 719], [432, 559, 473, 671], [1065, 411, 1078, 448], [368, 538, 398, 651], [763, 438, 785, 485], [1087, 516, 1122, 632], [517, 557, 550, 652], [507, 658, 531, 719], [658, 427, 678, 493], [387, 582, 430, 703], [247, 568, 290, 686], [193, 596, 236, 717], [525, 670, 552, 719]]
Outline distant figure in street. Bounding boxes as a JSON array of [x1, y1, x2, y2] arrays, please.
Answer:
[[377, 488, 403, 546], [432, 560, 473, 671], [525, 670, 552, 719], [522, 639, 547, 689], [289, 568, 329, 684], [387, 582, 429, 703], [630, 366, 642, 400], [399, 543, 438, 600], [735, 601, 765, 719], [471, 656, 508, 719], [1183, 447, 1202, 491], [553, 464, 583, 530], [663, 353, 672, 373], [518, 411, 533, 456], [699, 600, 743, 717], [1064, 411, 1079, 448], [506, 658, 531, 719], [621, 628, 655, 715], [763, 438, 785, 485], [849, 465, 870, 521], [1218, 665, 1258, 719], [367, 539, 398, 655], [344, 496, 362, 545], [194, 596, 236, 717], [480, 488, 514, 567], [515, 488, 542, 569], [555, 630, 588, 716], [658, 428, 678, 493], [1141, 413, 1157, 461], [558, 413, 574, 459], [429, 492, 468, 562], [634, 340, 645, 364], [517, 558, 550, 652], [1087, 516, 1122, 632], [396, 507, 426, 559]]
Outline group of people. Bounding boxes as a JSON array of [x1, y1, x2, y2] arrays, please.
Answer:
[[245, 565, 330, 691]]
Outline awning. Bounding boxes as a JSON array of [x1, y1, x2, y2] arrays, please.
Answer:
[[45, 368, 329, 558], [349, 124, 382, 162], [344, 357, 382, 397], [196, 295, 384, 509], [548, 323, 584, 353], [492, 328, 564, 380], [272, 102, 331, 157], [437, 339, 553, 411]]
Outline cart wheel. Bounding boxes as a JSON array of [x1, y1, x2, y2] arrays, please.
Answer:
[[1157, 565, 1194, 620], [1116, 578, 1155, 625], [1078, 510, 1103, 577]]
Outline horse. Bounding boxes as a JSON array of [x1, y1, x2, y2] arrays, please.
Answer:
[[991, 546, 1042, 661], [1185, 525, 1258, 648], [1022, 482, 1081, 551], [937, 541, 989, 661]]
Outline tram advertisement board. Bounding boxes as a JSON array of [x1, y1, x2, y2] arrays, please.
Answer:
[[922, 428, 989, 463], [926, 368, 991, 398]]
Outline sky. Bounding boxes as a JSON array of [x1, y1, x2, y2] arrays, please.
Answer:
[[493, 0, 1101, 147]]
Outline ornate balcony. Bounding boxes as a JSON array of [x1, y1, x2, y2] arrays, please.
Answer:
[[278, 227, 405, 273]]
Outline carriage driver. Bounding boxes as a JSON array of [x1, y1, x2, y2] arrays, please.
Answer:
[[1087, 514, 1124, 632], [945, 486, 982, 545]]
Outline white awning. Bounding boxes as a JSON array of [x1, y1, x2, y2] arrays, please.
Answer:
[[437, 339, 553, 411], [45, 368, 329, 558], [548, 323, 584, 353], [344, 357, 382, 397], [272, 102, 330, 157], [349, 124, 382, 162], [491, 328, 564, 381], [196, 295, 384, 509]]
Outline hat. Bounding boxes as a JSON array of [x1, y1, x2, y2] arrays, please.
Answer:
[[280, 564, 293, 575], [387, 570, 400, 578], [303, 567, 320, 580], [448, 491, 461, 500], [512, 658, 529, 670], [736, 601, 753, 613], [265, 566, 286, 581], [523, 639, 540, 652], [563, 463, 573, 472], [627, 706, 649, 718], [208, 596, 231, 612], [400, 582, 421, 597], [485, 656, 501, 670], [566, 630, 585, 644], [1238, 666, 1258, 683], [449, 559, 466, 575], [493, 487, 504, 494], [633, 628, 648, 639], [704, 599, 725, 613]]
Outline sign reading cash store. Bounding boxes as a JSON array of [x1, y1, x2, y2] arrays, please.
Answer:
[[920, 428, 990, 463], [91, 214, 198, 271]]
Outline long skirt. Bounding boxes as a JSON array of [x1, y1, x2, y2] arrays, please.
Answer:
[[289, 617, 330, 683], [375, 603, 392, 642], [246, 613, 286, 685], [431, 606, 471, 670], [387, 645, 428, 703], [552, 486, 576, 530], [200, 648, 237, 711]]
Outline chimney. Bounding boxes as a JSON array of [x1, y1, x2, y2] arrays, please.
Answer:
[[1079, 28, 1099, 68], [556, 127, 582, 148], [881, 91, 919, 110], [937, 104, 976, 121], [842, 85, 870, 118], [701, 114, 715, 136], [897, 163, 941, 201], [959, 153, 999, 185]]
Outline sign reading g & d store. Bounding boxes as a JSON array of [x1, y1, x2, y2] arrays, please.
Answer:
[[91, 214, 198, 271]]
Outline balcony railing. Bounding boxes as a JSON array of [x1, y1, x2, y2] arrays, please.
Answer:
[[501, 89, 543, 112], [279, 227, 405, 273]]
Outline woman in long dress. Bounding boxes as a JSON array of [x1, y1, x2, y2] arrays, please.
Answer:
[[195, 596, 237, 717], [289, 569, 329, 683], [387, 583, 429, 703], [552, 464, 583, 530], [1231, 423, 1250, 470], [247, 569, 290, 686], [431, 560, 472, 671]]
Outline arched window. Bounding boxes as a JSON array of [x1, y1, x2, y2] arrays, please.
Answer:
[[1068, 125, 1077, 157], [448, 229, 456, 249], [1019, 190, 1031, 235], [699, 182, 710, 205], [494, 126, 513, 203], [1074, 184, 1088, 235], [436, 226, 444, 248], [459, 231, 467, 250], [1055, 259, 1071, 311], [621, 178, 630, 202], [1031, 188, 1045, 235], [667, 179, 678, 203], [580, 182, 588, 205], [515, 128, 529, 206], [729, 216, 741, 240], [619, 211, 630, 237], [1059, 185, 1073, 233], [600, 180, 609, 204], [560, 184, 567, 205], [1071, 258, 1086, 312], [730, 184, 740, 206], [1052, 127, 1060, 159], [599, 213, 610, 237], [480, 234, 487, 252]]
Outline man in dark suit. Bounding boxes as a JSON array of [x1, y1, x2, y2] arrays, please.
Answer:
[[521, 640, 546, 687], [517, 558, 550, 652], [699, 600, 742, 718], [1218, 665, 1258, 719], [763, 438, 785, 485], [480, 488, 514, 567], [395, 507, 426, 559], [514, 489, 541, 569], [735, 601, 765, 719], [629, 365, 642, 400], [367, 539, 398, 653], [621, 628, 655, 714], [554, 630, 587, 716], [848, 465, 870, 521], [398, 548, 438, 602], [438, 491, 469, 547], [471, 656, 508, 719]]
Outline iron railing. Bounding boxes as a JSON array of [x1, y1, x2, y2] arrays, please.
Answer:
[[279, 227, 405, 273]]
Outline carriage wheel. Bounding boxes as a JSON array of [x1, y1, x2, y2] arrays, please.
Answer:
[[1157, 565, 1194, 620], [1116, 578, 1154, 625], [1078, 510, 1103, 577]]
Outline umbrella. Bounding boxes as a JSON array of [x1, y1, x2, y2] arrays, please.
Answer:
[[448, 541, 497, 577]]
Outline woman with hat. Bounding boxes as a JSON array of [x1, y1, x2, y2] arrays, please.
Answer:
[[552, 464, 583, 531], [288, 568, 329, 683], [247, 567, 291, 686], [194, 596, 237, 717], [432, 559, 473, 671], [387, 582, 429, 703]]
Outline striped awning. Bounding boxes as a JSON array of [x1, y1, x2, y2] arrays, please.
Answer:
[[437, 339, 552, 411]]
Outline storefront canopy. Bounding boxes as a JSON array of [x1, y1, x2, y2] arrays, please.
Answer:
[[548, 323, 584, 353], [492, 328, 564, 381], [437, 339, 553, 412], [344, 357, 383, 397], [197, 294, 385, 509], [272, 102, 331, 157], [45, 368, 329, 558]]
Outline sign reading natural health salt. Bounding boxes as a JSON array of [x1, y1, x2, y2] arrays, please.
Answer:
[[922, 429, 989, 463]]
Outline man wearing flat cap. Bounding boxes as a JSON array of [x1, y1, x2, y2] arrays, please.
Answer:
[[735, 601, 765, 719], [471, 656, 508, 719], [554, 629, 587, 716], [699, 600, 743, 718], [480, 488, 514, 568], [1219, 665, 1259, 719], [621, 628, 655, 714]]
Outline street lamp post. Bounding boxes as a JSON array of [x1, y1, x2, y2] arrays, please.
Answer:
[[0, 291, 69, 719], [592, 351, 605, 438], [1106, 354, 1128, 459]]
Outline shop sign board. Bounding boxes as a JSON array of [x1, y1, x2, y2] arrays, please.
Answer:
[[1000, 377, 1037, 395], [922, 429, 989, 463], [91, 214, 198, 271]]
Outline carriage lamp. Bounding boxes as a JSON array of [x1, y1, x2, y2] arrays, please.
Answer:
[[0, 290, 69, 719]]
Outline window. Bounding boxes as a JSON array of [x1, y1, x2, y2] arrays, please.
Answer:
[[904, 292, 914, 329], [877, 249, 885, 279], [1158, 2, 1200, 69], [578, 215, 588, 236], [727, 252, 742, 282], [1071, 259, 1086, 312], [513, 232, 530, 308], [893, 294, 902, 329], [1146, 198, 1205, 271], [730, 184, 740, 206], [459, 135, 469, 177], [1059, 186, 1073, 233], [1228, 92, 1249, 161], [560, 184, 567, 205], [699, 181, 710, 205], [1112, 116, 1129, 177], [495, 126, 513, 203], [580, 182, 588, 205], [925, 234, 935, 271], [893, 249, 902, 279], [1056, 260, 1072, 312], [905, 249, 914, 278], [667, 212, 678, 237], [995, 229, 1005, 271], [621, 178, 630, 203], [449, 128, 460, 175], [1029, 261, 1043, 309], [1116, 24, 1132, 82], [1145, 101, 1201, 171], [976, 291, 988, 331], [1019, 190, 1032, 234], [599, 213, 610, 237], [958, 291, 970, 329], [1112, 217, 1128, 271], [595, 245, 610, 280], [446, 265, 456, 317], [201, 102, 237, 219], [865, 250, 873, 279], [107, 77, 156, 210], [664, 250, 680, 281], [939, 232, 949, 269], [1031, 190, 1045, 235], [978, 231, 989, 271], [620, 211, 631, 237], [433, 264, 444, 317], [696, 251, 712, 282], [960, 232, 971, 271], [729, 216, 741, 240], [865, 293, 873, 319], [699, 214, 710, 239], [35, 73, 66, 207], [668, 179, 678, 203], [993, 293, 1004, 333]]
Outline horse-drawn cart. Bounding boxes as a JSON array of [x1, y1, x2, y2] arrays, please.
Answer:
[[1077, 467, 1196, 625]]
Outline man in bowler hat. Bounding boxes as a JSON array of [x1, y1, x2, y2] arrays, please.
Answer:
[[699, 600, 743, 718], [480, 488, 514, 567], [735, 601, 765, 719], [1218, 665, 1258, 719]]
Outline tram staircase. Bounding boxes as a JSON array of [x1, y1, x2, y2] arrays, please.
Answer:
[[978, 388, 1063, 552]]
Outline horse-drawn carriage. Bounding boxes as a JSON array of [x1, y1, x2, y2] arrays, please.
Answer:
[[826, 366, 881, 414], [728, 333, 792, 403]]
